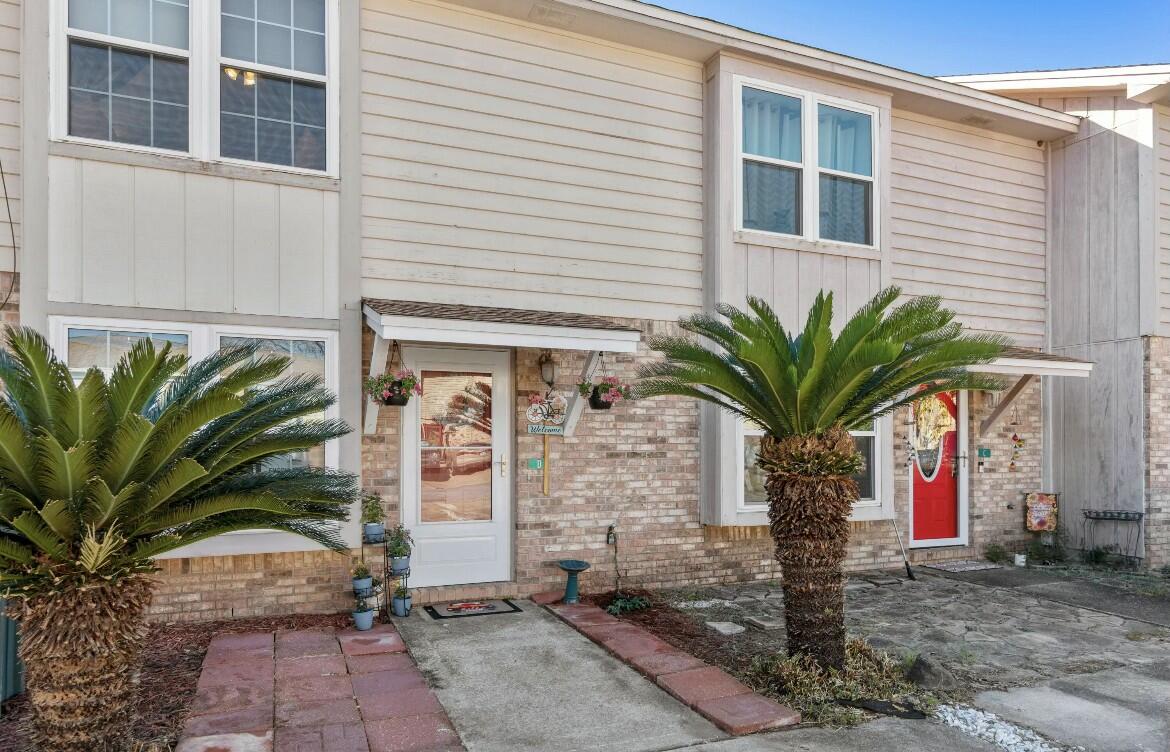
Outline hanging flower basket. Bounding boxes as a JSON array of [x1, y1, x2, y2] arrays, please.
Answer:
[[365, 369, 422, 407], [578, 376, 634, 411]]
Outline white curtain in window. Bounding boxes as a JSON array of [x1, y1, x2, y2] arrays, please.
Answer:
[[742, 88, 801, 162]]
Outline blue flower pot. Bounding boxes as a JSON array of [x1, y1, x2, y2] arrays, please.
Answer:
[[390, 555, 411, 576], [363, 523, 385, 543], [391, 595, 412, 617], [352, 576, 373, 596], [352, 609, 376, 631]]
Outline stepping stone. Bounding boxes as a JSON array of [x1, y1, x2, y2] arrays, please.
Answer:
[[744, 616, 783, 631], [176, 730, 273, 752], [657, 666, 752, 707], [274, 724, 370, 752], [338, 626, 407, 657], [275, 674, 353, 705], [705, 621, 745, 636], [192, 681, 274, 716], [695, 692, 801, 735], [207, 633, 275, 661], [357, 686, 444, 721], [183, 704, 272, 738], [364, 713, 463, 752], [275, 698, 362, 729], [345, 652, 415, 675], [198, 657, 275, 688], [275, 655, 348, 680], [351, 668, 428, 699], [276, 630, 341, 659]]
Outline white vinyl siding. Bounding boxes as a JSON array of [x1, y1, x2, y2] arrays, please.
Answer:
[[889, 110, 1048, 348], [47, 155, 339, 318], [359, 0, 704, 320], [0, 0, 19, 273]]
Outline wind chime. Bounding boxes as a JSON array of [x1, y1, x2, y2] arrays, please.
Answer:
[[1008, 403, 1025, 472]]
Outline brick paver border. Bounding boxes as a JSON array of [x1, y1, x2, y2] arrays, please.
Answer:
[[545, 601, 801, 735], [176, 623, 464, 752]]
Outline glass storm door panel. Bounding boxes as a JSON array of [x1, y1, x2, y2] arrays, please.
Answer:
[[401, 348, 511, 588], [910, 391, 963, 543]]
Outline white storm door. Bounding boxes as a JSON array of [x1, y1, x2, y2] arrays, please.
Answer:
[[401, 347, 512, 587]]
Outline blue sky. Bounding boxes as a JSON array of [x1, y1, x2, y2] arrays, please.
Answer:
[[650, 1, 1170, 76]]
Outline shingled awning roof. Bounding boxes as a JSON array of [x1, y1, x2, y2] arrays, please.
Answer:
[[362, 299, 641, 352]]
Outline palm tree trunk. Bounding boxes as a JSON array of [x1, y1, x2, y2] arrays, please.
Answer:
[[762, 427, 859, 671], [10, 576, 153, 751]]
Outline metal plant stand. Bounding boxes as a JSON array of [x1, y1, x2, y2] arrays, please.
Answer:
[[361, 534, 411, 620], [1080, 509, 1145, 564]]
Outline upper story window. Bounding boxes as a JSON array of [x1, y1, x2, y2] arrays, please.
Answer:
[[66, 0, 191, 151], [56, 0, 337, 175], [219, 0, 327, 170], [737, 77, 877, 247]]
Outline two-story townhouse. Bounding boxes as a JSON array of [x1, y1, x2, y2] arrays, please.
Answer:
[[7, 0, 1126, 621]]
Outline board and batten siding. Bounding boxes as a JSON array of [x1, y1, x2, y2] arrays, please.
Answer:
[[359, 0, 704, 320], [889, 111, 1048, 348], [0, 0, 18, 275], [1026, 94, 1153, 534], [1157, 105, 1170, 329], [46, 156, 340, 319]]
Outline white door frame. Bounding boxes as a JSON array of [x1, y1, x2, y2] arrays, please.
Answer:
[[908, 390, 969, 549], [399, 346, 513, 587]]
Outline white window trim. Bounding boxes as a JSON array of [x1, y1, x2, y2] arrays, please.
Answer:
[[49, 0, 341, 177], [733, 75, 881, 251], [735, 418, 891, 523], [47, 315, 349, 557]]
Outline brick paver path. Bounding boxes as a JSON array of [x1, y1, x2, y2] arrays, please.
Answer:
[[176, 624, 464, 752]]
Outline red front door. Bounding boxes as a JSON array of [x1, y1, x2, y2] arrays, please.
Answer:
[[912, 391, 960, 541]]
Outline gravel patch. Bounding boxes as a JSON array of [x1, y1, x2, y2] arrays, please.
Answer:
[[936, 704, 1083, 752]]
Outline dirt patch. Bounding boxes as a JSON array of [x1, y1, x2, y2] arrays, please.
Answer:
[[0, 612, 350, 752]]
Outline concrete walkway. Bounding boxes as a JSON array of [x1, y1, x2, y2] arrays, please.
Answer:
[[393, 600, 725, 752]]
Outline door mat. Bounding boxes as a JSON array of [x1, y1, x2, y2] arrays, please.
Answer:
[[423, 599, 522, 620], [922, 560, 1002, 573]]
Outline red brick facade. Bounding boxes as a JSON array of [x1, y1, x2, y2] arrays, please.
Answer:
[[149, 317, 1048, 621]]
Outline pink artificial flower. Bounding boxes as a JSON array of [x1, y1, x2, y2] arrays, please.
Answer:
[[414, 383, 423, 395], [528, 393, 544, 405], [382, 389, 391, 399], [606, 388, 622, 402], [603, 375, 620, 386]]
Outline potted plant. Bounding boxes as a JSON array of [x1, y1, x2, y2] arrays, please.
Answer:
[[577, 375, 634, 410], [361, 492, 385, 543], [365, 369, 422, 406], [352, 594, 376, 631], [391, 584, 412, 617], [352, 561, 373, 596], [387, 523, 413, 575]]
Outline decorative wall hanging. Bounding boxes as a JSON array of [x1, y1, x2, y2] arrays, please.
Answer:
[[1025, 492, 1058, 532], [1009, 431, 1026, 472]]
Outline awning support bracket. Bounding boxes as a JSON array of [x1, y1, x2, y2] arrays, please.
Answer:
[[362, 331, 390, 435], [563, 351, 601, 438], [978, 374, 1034, 438]]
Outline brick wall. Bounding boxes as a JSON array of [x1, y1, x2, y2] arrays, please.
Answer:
[[1145, 337, 1170, 570], [149, 317, 1046, 619]]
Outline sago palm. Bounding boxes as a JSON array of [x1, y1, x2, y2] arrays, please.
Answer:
[[0, 327, 356, 751], [639, 287, 1003, 669]]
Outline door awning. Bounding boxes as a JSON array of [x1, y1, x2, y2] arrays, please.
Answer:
[[967, 347, 1093, 436], [362, 299, 641, 353], [968, 347, 1093, 378]]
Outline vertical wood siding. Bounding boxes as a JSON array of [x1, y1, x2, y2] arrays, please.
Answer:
[[1157, 106, 1170, 328], [359, 0, 704, 320], [890, 111, 1048, 347], [46, 156, 340, 318], [0, 0, 19, 274], [1037, 95, 1151, 530]]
